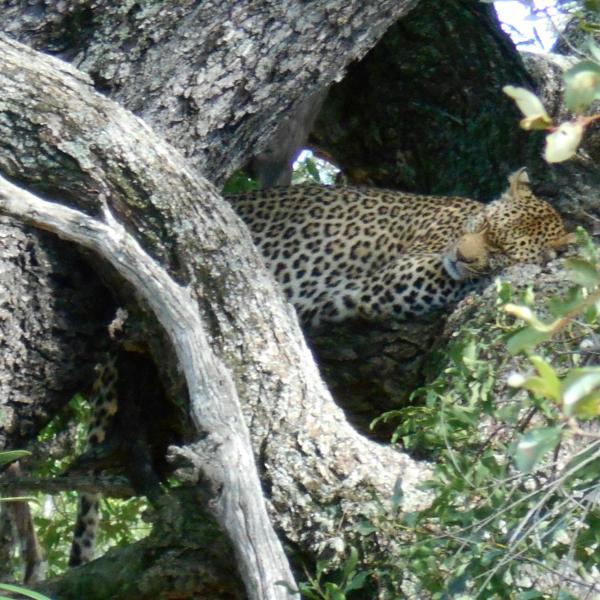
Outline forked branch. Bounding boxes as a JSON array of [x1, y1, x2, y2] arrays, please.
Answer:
[[0, 175, 298, 600]]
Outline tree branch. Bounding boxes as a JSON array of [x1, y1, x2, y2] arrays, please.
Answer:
[[2, 0, 415, 184], [0, 474, 133, 498], [0, 176, 297, 600], [0, 35, 433, 590]]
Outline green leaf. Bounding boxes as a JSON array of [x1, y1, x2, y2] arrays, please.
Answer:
[[576, 226, 597, 262], [344, 571, 369, 593], [584, 302, 599, 324], [341, 547, 358, 583], [564, 258, 600, 288], [355, 521, 377, 535], [519, 376, 557, 400], [496, 280, 513, 304], [447, 573, 468, 595], [588, 37, 600, 63], [481, 549, 503, 566], [0, 450, 30, 466], [323, 582, 345, 600], [506, 327, 551, 355], [571, 391, 600, 419], [514, 427, 562, 472], [547, 286, 584, 317], [296, 584, 320, 600], [221, 170, 258, 194], [557, 592, 579, 600], [564, 60, 600, 114], [402, 512, 418, 528], [0, 584, 53, 600], [304, 158, 321, 183], [516, 591, 543, 600], [315, 559, 328, 579], [562, 368, 600, 416], [461, 339, 477, 366], [390, 477, 404, 512], [529, 355, 561, 402]]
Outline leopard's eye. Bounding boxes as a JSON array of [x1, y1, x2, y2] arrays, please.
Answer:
[[456, 249, 479, 264]]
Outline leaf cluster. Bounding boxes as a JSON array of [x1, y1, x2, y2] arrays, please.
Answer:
[[504, 39, 600, 162], [302, 232, 600, 599]]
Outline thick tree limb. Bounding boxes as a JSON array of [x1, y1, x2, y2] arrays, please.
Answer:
[[0, 175, 297, 599], [41, 486, 246, 600], [0, 34, 432, 595], [2, 0, 417, 184]]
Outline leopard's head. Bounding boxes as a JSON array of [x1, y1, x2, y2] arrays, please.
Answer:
[[443, 168, 575, 281]]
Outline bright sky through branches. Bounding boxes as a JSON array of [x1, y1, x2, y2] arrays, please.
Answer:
[[494, 0, 561, 50]]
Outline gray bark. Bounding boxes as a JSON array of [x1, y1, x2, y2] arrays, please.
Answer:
[[312, 0, 538, 199], [0, 174, 297, 599], [3, 464, 45, 584], [0, 0, 418, 450], [249, 89, 329, 187], [0, 220, 111, 449], [0, 34, 431, 595], [2, 0, 417, 186]]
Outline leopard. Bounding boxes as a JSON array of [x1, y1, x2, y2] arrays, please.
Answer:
[[69, 357, 118, 567], [228, 168, 574, 327], [68, 169, 572, 567]]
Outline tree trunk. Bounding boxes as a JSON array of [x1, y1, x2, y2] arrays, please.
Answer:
[[2, 0, 417, 185], [312, 0, 537, 199], [2, 0, 599, 597], [0, 29, 429, 598]]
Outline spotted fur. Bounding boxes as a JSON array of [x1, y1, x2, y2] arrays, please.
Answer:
[[228, 169, 572, 326], [68, 357, 118, 567], [68, 170, 571, 567]]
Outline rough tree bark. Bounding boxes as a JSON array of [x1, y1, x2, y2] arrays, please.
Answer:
[[2, 0, 599, 597], [0, 31, 429, 599], [0, 173, 297, 598], [0, 0, 417, 448], [312, 0, 537, 198], [2, 0, 417, 185]]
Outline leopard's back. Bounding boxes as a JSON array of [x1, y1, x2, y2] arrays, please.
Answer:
[[229, 185, 483, 322]]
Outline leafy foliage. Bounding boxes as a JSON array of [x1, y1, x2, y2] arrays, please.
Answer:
[[1, 394, 151, 581], [504, 38, 600, 162], [0, 582, 52, 600], [292, 151, 339, 185], [301, 232, 600, 598], [0, 451, 51, 600], [298, 548, 371, 600], [221, 170, 258, 194]]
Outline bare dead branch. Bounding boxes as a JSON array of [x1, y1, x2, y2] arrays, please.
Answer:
[[0, 474, 133, 498], [0, 176, 297, 600], [3, 463, 45, 584]]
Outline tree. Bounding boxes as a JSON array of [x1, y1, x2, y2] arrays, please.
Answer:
[[0, 2, 422, 598], [0, 1, 598, 598]]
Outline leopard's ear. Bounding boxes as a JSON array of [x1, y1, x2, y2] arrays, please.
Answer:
[[508, 167, 530, 200]]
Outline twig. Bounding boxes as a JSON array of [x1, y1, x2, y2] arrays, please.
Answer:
[[0, 474, 133, 498]]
